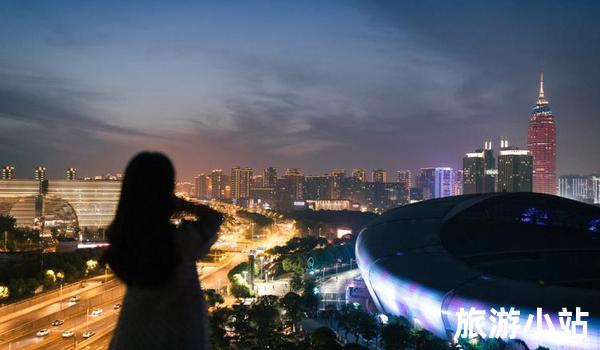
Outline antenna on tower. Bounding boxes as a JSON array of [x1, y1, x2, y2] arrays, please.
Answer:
[[537, 71, 548, 105]]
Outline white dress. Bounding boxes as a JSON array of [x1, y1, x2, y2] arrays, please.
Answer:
[[109, 221, 218, 350]]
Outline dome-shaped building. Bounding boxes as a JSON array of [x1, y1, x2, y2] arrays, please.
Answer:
[[356, 193, 600, 349]]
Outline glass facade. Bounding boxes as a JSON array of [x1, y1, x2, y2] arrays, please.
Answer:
[[0, 179, 120, 229]]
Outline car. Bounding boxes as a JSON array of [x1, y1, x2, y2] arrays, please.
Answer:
[[51, 319, 64, 327], [90, 308, 103, 317], [82, 330, 95, 339], [36, 329, 50, 337], [61, 330, 74, 338], [69, 295, 80, 303], [113, 303, 122, 310]]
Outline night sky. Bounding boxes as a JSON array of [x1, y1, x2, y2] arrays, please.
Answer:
[[1, 1, 599, 180]]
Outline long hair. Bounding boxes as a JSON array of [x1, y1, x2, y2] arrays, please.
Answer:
[[103, 152, 180, 287]]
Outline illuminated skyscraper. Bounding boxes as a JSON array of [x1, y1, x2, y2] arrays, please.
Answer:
[[66, 167, 77, 180], [462, 140, 495, 194], [497, 139, 533, 192], [2, 165, 15, 180], [209, 169, 228, 200], [35, 166, 47, 181], [372, 169, 388, 183], [230, 166, 252, 200], [528, 72, 557, 195], [397, 170, 411, 189], [304, 175, 333, 200], [194, 174, 211, 200], [284, 168, 304, 201], [352, 168, 367, 182], [418, 167, 454, 199], [331, 168, 346, 199], [263, 167, 277, 188], [559, 175, 592, 203]]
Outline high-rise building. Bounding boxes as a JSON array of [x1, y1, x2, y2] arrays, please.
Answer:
[[559, 175, 591, 203], [528, 72, 557, 195], [35, 166, 47, 181], [331, 168, 346, 200], [454, 170, 463, 196], [263, 167, 277, 188], [397, 170, 411, 188], [591, 175, 600, 205], [2, 165, 15, 180], [304, 175, 333, 200], [462, 140, 495, 194], [372, 169, 388, 183], [284, 168, 304, 201], [418, 167, 454, 200], [352, 168, 367, 182], [66, 167, 77, 180], [195, 174, 211, 200], [497, 139, 533, 192], [230, 166, 252, 200], [209, 169, 228, 200], [397, 170, 412, 200], [251, 175, 264, 189]]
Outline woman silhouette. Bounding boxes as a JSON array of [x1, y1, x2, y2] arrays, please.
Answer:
[[104, 152, 222, 350]]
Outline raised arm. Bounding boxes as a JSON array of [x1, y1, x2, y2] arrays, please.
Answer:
[[175, 198, 224, 258]]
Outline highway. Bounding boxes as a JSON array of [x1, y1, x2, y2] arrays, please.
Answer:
[[0, 203, 295, 349]]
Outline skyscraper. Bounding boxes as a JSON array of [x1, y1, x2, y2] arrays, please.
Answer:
[[230, 166, 252, 200], [528, 72, 557, 195], [497, 139, 533, 192], [397, 170, 412, 200], [35, 166, 47, 181], [418, 167, 454, 199], [372, 169, 388, 183], [331, 168, 346, 200], [195, 173, 211, 200], [209, 169, 228, 200], [462, 140, 495, 194], [263, 167, 277, 188], [304, 175, 333, 200], [397, 170, 412, 189], [1, 165, 15, 180], [284, 168, 304, 201], [352, 168, 367, 182], [559, 175, 596, 203], [66, 167, 77, 180]]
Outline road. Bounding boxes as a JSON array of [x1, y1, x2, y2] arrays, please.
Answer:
[[0, 202, 296, 349], [318, 269, 360, 310]]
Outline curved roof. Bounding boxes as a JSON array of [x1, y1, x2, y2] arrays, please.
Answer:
[[355, 193, 600, 348]]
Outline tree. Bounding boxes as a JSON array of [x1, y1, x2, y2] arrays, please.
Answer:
[[343, 344, 368, 350], [0, 214, 16, 233], [209, 308, 231, 350], [300, 278, 320, 317], [24, 278, 40, 295], [8, 278, 26, 300], [310, 327, 342, 350], [203, 289, 224, 308], [250, 295, 283, 348], [0, 285, 9, 302], [357, 312, 378, 346], [290, 272, 303, 291], [411, 328, 448, 350], [320, 304, 339, 328], [381, 323, 413, 350], [280, 292, 305, 331], [229, 276, 252, 298]]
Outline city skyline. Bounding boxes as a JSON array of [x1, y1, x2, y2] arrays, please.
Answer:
[[2, 1, 600, 180]]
